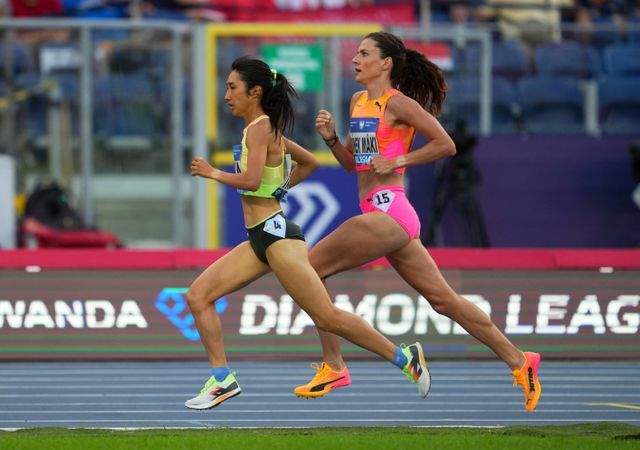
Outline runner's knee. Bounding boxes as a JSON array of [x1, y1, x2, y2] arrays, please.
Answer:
[[312, 307, 345, 334], [428, 292, 456, 317], [185, 287, 209, 313]]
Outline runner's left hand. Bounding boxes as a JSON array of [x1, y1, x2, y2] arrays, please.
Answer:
[[370, 156, 395, 175]]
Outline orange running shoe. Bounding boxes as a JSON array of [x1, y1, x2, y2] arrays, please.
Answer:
[[512, 351, 541, 412], [294, 362, 351, 398]]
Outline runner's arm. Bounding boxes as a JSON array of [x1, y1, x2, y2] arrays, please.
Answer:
[[315, 91, 363, 173], [372, 95, 455, 174], [284, 138, 320, 188], [191, 122, 268, 191]]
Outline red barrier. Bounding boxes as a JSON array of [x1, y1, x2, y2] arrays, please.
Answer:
[[0, 249, 174, 269], [554, 250, 640, 270], [1, 248, 639, 270]]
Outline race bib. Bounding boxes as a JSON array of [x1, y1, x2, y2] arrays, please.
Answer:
[[350, 118, 379, 168], [371, 189, 395, 213], [272, 153, 292, 202], [232, 144, 247, 195], [264, 214, 287, 238]]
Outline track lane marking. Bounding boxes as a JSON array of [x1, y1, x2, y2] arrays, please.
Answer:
[[587, 402, 640, 410]]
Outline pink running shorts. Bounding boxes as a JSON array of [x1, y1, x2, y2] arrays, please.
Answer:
[[359, 185, 421, 240]]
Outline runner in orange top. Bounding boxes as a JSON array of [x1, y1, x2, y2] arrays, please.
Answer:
[[293, 31, 541, 412], [351, 88, 415, 174]]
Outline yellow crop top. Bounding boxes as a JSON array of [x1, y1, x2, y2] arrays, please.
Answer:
[[233, 115, 291, 200]]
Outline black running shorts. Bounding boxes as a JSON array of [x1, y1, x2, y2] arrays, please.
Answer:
[[247, 211, 306, 264]]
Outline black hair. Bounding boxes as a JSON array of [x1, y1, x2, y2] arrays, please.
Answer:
[[365, 31, 447, 117], [231, 57, 298, 136]]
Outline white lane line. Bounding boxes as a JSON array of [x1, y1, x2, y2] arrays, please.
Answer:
[[2, 376, 637, 382], [587, 402, 640, 411], [0, 384, 632, 390], [0, 368, 637, 376], [0, 401, 599, 406], [1, 419, 639, 424], [0, 393, 636, 398], [0, 366, 636, 370], [1, 409, 636, 414]]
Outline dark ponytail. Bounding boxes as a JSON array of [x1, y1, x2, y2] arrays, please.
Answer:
[[231, 56, 298, 136], [365, 31, 447, 117]]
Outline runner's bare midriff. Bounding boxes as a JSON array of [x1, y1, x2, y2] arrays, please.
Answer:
[[357, 170, 403, 201], [241, 195, 282, 228]]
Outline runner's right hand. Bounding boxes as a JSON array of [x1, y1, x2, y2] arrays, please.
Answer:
[[315, 109, 336, 141]]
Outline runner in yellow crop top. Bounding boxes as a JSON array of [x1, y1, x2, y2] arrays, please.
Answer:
[[234, 114, 291, 199], [187, 56, 432, 411]]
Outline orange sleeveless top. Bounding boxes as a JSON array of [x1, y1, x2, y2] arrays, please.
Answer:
[[350, 89, 416, 174]]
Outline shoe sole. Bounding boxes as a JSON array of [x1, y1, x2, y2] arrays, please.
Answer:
[[294, 391, 327, 399], [185, 388, 242, 410], [527, 382, 542, 412], [525, 353, 541, 412], [413, 343, 431, 399]]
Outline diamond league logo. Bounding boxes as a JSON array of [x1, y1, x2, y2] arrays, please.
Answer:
[[155, 288, 227, 341], [282, 181, 339, 246]]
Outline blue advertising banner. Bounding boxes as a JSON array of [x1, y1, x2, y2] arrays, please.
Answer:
[[222, 165, 360, 247]]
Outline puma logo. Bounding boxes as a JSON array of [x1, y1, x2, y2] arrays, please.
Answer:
[[527, 367, 535, 392], [310, 376, 346, 392]]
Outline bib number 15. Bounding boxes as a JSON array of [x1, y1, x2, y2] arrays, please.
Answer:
[[372, 189, 395, 213]]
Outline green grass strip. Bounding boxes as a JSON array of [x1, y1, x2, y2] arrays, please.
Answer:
[[0, 423, 638, 450]]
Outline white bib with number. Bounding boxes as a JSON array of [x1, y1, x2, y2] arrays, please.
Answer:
[[264, 214, 287, 238], [371, 189, 396, 213]]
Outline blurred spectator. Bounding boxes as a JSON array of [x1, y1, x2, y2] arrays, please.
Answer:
[[449, 2, 474, 24], [9, 0, 62, 16], [62, 0, 128, 18], [475, 0, 572, 52], [7, 0, 144, 19], [575, 0, 635, 42], [190, 0, 273, 21], [59, 0, 132, 71], [142, 0, 226, 21], [429, 0, 475, 25], [274, 0, 372, 9], [576, 0, 635, 20], [7, 0, 69, 46]]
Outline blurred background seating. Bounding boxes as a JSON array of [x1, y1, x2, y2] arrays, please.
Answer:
[[1, 0, 639, 248]]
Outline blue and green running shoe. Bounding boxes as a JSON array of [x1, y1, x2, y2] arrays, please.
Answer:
[[184, 372, 241, 410], [401, 343, 431, 398]]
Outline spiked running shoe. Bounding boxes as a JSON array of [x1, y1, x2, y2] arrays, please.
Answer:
[[294, 362, 351, 398], [401, 343, 431, 398], [512, 351, 541, 412], [184, 372, 241, 410]]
